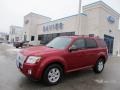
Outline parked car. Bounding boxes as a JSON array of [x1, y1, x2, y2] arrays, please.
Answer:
[[16, 35, 108, 85], [13, 41, 30, 48], [13, 41, 24, 48], [22, 41, 30, 47]]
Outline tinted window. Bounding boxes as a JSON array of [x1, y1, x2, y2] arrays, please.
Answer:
[[72, 39, 85, 49], [97, 39, 107, 48], [38, 35, 43, 40], [86, 39, 97, 48], [31, 36, 35, 41]]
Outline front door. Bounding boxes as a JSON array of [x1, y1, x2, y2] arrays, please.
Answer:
[[66, 38, 86, 70], [104, 35, 114, 54]]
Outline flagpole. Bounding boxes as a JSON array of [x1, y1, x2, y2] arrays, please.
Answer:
[[78, 0, 82, 35], [79, 0, 82, 14]]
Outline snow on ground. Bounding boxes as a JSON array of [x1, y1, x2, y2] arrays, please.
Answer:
[[1, 43, 13, 47], [94, 79, 117, 84], [1, 43, 22, 52], [7, 48, 22, 52]]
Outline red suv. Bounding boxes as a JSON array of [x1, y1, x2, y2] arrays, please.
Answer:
[[16, 36, 108, 85]]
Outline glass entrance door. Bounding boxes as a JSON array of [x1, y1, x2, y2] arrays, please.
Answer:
[[104, 35, 114, 54]]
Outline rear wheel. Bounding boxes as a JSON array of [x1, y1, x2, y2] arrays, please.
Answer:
[[93, 58, 105, 73], [43, 64, 63, 85]]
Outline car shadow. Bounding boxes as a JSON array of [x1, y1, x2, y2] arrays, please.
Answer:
[[16, 69, 100, 90]]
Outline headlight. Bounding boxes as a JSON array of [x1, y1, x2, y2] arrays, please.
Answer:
[[26, 56, 41, 64]]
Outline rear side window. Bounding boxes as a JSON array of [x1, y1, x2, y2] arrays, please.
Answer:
[[96, 39, 107, 48], [85, 39, 97, 48]]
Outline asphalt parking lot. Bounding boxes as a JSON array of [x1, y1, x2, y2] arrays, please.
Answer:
[[0, 43, 120, 90]]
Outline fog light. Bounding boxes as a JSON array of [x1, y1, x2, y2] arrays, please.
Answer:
[[28, 69, 32, 75]]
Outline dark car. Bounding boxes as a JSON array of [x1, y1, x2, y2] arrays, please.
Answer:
[[13, 41, 24, 48], [16, 35, 108, 85], [13, 41, 30, 48]]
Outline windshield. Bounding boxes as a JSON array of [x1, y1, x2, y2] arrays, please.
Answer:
[[46, 37, 72, 49]]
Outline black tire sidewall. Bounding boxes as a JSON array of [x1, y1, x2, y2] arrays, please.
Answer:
[[43, 64, 63, 85], [16, 46, 19, 48]]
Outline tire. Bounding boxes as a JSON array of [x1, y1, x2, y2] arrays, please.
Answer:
[[16, 46, 19, 48], [42, 64, 64, 85], [93, 58, 105, 73]]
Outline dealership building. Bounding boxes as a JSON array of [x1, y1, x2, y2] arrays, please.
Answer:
[[9, 26, 24, 43], [15, 1, 120, 55]]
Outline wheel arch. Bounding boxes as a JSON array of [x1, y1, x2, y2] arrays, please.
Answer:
[[97, 55, 106, 64], [44, 61, 65, 72], [36, 58, 67, 79]]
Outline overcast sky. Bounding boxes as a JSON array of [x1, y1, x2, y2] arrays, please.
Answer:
[[0, 0, 120, 33]]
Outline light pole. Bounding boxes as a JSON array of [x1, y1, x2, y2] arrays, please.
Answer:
[[77, 0, 82, 35], [24, 32, 27, 42], [79, 0, 82, 14]]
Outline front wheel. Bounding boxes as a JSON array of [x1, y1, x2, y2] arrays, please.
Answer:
[[42, 64, 63, 85], [93, 59, 105, 73]]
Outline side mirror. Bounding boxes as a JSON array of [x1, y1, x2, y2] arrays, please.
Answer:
[[69, 45, 78, 52]]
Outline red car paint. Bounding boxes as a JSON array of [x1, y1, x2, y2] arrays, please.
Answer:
[[16, 36, 108, 80]]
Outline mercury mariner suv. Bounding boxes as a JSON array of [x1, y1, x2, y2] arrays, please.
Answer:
[[16, 35, 108, 85]]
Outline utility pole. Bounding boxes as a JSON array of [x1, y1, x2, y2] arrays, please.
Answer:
[[77, 0, 82, 35]]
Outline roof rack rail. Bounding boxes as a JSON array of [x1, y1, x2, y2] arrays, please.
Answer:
[[74, 34, 99, 38]]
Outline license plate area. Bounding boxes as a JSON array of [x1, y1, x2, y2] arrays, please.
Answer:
[[16, 53, 26, 69]]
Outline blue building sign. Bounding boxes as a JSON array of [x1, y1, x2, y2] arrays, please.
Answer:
[[107, 16, 115, 24], [43, 23, 64, 32]]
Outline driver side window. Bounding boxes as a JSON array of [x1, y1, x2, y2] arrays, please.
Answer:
[[72, 39, 85, 49]]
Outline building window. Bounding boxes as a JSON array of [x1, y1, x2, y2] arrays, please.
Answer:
[[38, 35, 44, 41], [55, 23, 59, 30], [60, 23, 63, 29], [11, 28, 15, 34], [31, 36, 35, 41]]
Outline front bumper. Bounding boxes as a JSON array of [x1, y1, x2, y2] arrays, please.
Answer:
[[17, 63, 42, 80], [16, 53, 43, 80]]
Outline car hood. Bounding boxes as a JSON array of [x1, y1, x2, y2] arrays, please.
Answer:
[[20, 46, 60, 56]]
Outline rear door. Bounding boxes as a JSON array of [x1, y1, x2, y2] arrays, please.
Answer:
[[84, 38, 99, 66]]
